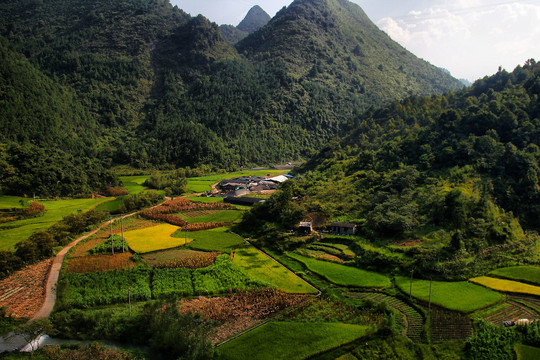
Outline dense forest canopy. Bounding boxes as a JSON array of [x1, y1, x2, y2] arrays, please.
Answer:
[[243, 60, 539, 279], [0, 0, 462, 196]]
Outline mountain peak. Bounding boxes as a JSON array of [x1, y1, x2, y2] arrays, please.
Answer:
[[237, 5, 271, 33], [238, 0, 462, 99]]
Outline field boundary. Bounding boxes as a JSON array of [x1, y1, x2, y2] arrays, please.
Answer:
[[215, 239, 321, 347], [31, 212, 138, 319]]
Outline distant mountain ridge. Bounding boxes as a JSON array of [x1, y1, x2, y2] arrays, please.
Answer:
[[0, 0, 463, 196], [220, 5, 271, 44]]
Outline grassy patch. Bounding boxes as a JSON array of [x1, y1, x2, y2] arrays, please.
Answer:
[[119, 175, 151, 194], [182, 210, 243, 224], [0, 197, 112, 251], [395, 277, 503, 313], [516, 344, 540, 360], [183, 227, 246, 252], [470, 276, 540, 296], [489, 266, 540, 286], [218, 321, 372, 360], [95, 197, 124, 213], [287, 252, 391, 288], [233, 246, 317, 294], [124, 223, 189, 253], [0, 196, 26, 209]]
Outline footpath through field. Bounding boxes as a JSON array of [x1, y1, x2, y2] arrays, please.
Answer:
[[32, 213, 136, 319]]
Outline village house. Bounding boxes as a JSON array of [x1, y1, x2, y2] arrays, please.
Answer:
[[298, 222, 313, 235], [331, 222, 358, 235]]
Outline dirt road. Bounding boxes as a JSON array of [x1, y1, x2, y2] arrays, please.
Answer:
[[32, 220, 113, 319]]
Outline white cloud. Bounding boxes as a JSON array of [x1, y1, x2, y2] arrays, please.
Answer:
[[377, 1, 540, 81]]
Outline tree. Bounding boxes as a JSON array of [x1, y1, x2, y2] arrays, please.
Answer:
[[16, 318, 56, 359], [143, 302, 217, 360]]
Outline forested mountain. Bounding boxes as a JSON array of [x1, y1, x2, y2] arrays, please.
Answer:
[[271, 60, 540, 278], [0, 0, 462, 196], [220, 5, 271, 44]]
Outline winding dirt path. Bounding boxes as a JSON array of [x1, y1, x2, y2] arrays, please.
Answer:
[[31, 220, 112, 319]]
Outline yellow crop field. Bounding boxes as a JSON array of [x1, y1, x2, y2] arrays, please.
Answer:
[[124, 224, 192, 254], [470, 276, 540, 296]]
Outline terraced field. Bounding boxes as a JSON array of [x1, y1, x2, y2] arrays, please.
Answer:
[[347, 292, 423, 342], [430, 306, 473, 342], [483, 300, 538, 325]]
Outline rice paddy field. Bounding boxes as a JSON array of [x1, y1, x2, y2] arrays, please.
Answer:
[[516, 344, 540, 360], [123, 223, 189, 253], [394, 277, 503, 313], [0, 197, 113, 250], [287, 252, 391, 288], [218, 321, 372, 360], [183, 227, 247, 252], [488, 266, 540, 286], [470, 276, 540, 296], [233, 246, 318, 294]]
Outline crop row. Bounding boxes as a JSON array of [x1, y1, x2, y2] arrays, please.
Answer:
[[60, 255, 264, 308], [154, 252, 220, 269], [184, 222, 233, 232], [484, 300, 538, 325], [151, 198, 233, 214], [348, 292, 423, 341], [431, 307, 473, 342]]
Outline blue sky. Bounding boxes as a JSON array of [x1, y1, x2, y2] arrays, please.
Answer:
[[171, 0, 540, 81]]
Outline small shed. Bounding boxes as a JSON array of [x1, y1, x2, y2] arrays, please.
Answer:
[[298, 222, 313, 235], [331, 222, 358, 235]]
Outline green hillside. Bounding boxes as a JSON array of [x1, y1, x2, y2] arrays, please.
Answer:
[[0, 0, 462, 196], [240, 60, 540, 280]]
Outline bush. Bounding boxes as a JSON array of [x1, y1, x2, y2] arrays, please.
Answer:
[[104, 187, 129, 196], [119, 191, 164, 213], [517, 321, 540, 348], [465, 321, 519, 360]]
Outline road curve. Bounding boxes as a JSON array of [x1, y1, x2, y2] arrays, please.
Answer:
[[31, 220, 112, 319]]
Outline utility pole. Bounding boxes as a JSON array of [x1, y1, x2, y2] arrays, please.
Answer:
[[409, 269, 414, 301], [428, 277, 433, 316], [110, 215, 114, 255], [121, 215, 125, 253]]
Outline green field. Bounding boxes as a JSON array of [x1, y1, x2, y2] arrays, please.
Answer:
[[182, 210, 244, 224], [516, 344, 540, 360], [233, 246, 318, 294], [470, 276, 540, 296], [287, 252, 391, 288], [182, 227, 247, 252], [395, 277, 503, 313], [219, 321, 372, 360], [489, 266, 540, 286], [124, 223, 189, 253], [119, 175, 151, 194], [0, 196, 27, 209], [0, 197, 113, 250]]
